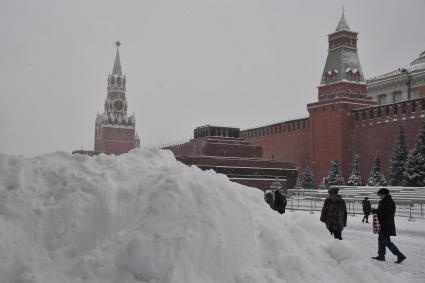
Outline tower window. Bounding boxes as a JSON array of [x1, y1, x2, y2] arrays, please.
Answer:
[[326, 70, 338, 83]]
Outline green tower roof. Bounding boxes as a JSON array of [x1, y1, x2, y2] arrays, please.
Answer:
[[320, 15, 365, 85]]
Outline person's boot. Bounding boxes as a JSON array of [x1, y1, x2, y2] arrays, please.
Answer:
[[395, 254, 406, 264], [372, 255, 385, 261]]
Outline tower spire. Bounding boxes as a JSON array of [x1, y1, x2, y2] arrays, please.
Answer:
[[112, 41, 123, 76], [320, 12, 365, 88], [335, 8, 350, 31]]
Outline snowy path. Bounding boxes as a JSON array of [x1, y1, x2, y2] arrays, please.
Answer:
[[296, 211, 425, 282]]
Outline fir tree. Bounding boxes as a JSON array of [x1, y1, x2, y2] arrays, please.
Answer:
[[403, 119, 425, 186], [416, 119, 425, 155], [388, 123, 409, 186], [403, 149, 425, 186], [347, 153, 362, 186], [367, 152, 387, 186], [301, 167, 315, 189], [326, 159, 344, 188]]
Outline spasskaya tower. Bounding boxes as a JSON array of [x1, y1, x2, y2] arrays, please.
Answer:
[[94, 41, 140, 154]]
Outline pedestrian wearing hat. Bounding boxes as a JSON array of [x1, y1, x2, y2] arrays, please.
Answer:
[[320, 187, 347, 240], [371, 188, 406, 263]]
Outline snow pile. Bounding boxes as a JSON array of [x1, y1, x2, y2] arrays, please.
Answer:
[[0, 149, 410, 283]]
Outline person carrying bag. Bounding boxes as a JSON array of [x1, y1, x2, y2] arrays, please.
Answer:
[[372, 213, 380, 234]]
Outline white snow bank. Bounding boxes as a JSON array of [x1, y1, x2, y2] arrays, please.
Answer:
[[0, 149, 411, 283]]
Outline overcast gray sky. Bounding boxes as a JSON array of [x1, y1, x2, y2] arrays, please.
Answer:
[[1, 0, 424, 156]]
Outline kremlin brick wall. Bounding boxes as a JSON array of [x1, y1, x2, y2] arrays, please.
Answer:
[[240, 118, 311, 180], [352, 98, 425, 181], [241, 97, 425, 187]]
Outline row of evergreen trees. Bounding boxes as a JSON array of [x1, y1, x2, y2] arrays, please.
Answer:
[[301, 120, 425, 189]]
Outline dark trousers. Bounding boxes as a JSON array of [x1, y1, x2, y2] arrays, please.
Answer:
[[333, 229, 342, 240], [378, 234, 402, 256], [362, 213, 369, 222]]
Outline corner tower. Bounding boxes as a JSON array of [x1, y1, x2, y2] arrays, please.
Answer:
[[307, 12, 376, 186], [318, 11, 367, 99], [94, 41, 140, 154]]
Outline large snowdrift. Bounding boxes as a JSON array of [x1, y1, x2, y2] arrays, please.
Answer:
[[0, 149, 409, 283]]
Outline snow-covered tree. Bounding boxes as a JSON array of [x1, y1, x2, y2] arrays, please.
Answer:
[[416, 119, 425, 155], [388, 123, 408, 186], [301, 167, 315, 189], [403, 149, 425, 186], [403, 120, 425, 186], [367, 152, 387, 186], [326, 159, 344, 188], [347, 153, 362, 186]]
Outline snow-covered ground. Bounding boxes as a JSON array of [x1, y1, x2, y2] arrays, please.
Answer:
[[0, 149, 423, 283], [346, 215, 425, 281], [298, 211, 425, 282]]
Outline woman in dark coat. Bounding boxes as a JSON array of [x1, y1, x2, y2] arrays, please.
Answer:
[[320, 187, 347, 240], [371, 188, 406, 263], [362, 197, 372, 223]]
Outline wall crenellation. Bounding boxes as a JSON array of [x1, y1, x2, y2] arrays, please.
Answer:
[[352, 97, 425, 124], [241, 117, 310, 139]]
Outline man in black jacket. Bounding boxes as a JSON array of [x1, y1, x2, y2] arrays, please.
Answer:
[[372, 188, 406, 264]]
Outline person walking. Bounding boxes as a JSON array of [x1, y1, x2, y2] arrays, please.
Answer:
[[371, 188, 406, 263], [320, 187, 347, 240], [274, 189, 287, 214], [362, 197, 372, 223]]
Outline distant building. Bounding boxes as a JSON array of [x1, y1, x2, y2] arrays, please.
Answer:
[[94, 42, 140, 155], [166, 125, 297, 191], [367, 51, 425, 104]]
